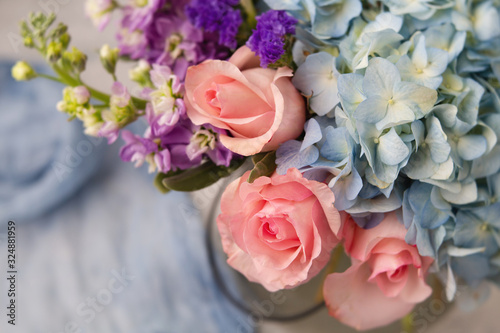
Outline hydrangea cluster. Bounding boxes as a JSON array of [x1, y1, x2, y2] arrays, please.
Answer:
[[275, 0, 500, 299], [246, 10, 298, 67], [120, 65, 233, 173]]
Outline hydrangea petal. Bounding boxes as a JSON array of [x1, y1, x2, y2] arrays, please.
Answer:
[[377, 128, 410, 166]]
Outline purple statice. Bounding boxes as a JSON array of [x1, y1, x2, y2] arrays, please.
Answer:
[[247, 10, 298, 67], [186, 0, 242, 49]]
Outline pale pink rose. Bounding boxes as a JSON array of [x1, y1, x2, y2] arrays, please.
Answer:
[[184, 46, 306, 156], [217, 168, 342, 292], [323, 212, 433, 331]]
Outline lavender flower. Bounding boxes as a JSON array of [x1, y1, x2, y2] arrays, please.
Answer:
[[121, 0, 166, 31], [116, 27, 148, 60], [186, 0, 242, 49], [247, 10, 297, 67], [120, 130, 158, 169], [186, 124, 233, 167], [120, 111, 234, 172], [145, 14, 203, 78]]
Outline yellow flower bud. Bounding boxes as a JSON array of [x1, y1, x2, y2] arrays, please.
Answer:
[[99, 44, 119, 75], [11, 61, 37, 81]]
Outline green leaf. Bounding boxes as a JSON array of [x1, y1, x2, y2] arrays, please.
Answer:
[[162, 158, 246, 192], [247, 151, 277, 183], [154, 172, 172, 194]]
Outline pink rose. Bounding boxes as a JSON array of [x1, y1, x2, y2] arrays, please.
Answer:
[[323, 212, 433, 330], [217, 168, 342, 291], [184, 46, 306, 156]]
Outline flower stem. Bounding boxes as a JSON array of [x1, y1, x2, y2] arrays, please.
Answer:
[[315, 245, 344, 303], [401, 313, 414, 333], [241, 0, 257, 26], [37, 73, 63, 83]]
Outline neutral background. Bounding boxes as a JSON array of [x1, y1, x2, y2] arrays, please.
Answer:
[[1, 1, 500, 332]]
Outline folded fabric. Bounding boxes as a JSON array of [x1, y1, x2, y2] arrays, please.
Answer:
[[0, 61, 105, 224]]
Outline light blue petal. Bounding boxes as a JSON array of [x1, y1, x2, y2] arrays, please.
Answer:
[[373, 156, 399, 184], [472, 146, 500, 178], [363, 57, 401, 99], [338, 73, 365, 116], [432, 104, 458, 128], [355, 97, 389, 124], [393, 81, 437, 118], [454, 78, 485, 125], [301, 118, 323, 151], [312, 0, 362, 38], [345, 165, 363, 200], [276, 140, 319, 174], [404, 147, 439, 179], [420, 199, 452, 229], [457, 135, 487, 160], [426, 116, 451, 163], [424, 47, 448, 77], [440, 181, 478, 205], [377, 127, 410, 165], [263, 0, 302, 10], [376, 101, 416, 130], [411, 120, 425, 149], [320, 126, 351, 162], [477, 121, 498, 152], [292, 52, 340, 116], [411, 33, 428, 69], [347, 189, 402, 213], [451, 254, 493, 285]]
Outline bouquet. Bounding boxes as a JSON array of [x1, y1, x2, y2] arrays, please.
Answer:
[[13, 0, 500, 330]]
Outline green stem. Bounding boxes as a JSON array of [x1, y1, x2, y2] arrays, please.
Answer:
[[315, 245, 344, 303], [51, 63, 147, 109], [241, 0, 257, 26], [37, 73, 63, 83], [401, 313, 414, 333]]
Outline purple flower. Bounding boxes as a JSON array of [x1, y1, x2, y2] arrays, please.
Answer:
[[110, 81, 131, 108], [145, 12, 204, 77], [154, 149, 172, 173], [121, 0, 166, 31], [120, 101, 234, 172], [186, 124, 233, 167], [117, 27, 148, 59], [247, 10, 297, 67], [120, 130, 158, 166], [186, 0, 242, 49], [98, 121, 120, 144]]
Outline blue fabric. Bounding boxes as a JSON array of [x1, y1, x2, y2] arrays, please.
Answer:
[[0, 62, 105, 223], [0, 62, 251, 333]]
